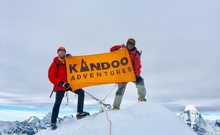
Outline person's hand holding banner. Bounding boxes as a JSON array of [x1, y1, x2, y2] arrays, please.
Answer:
[[65, 48, 136, 90]]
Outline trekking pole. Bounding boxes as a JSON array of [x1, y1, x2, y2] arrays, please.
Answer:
[[65, 92, 69, 105], [49, 91, 54, 98], [146, 78, 151, 99]]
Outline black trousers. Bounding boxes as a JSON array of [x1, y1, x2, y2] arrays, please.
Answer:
[[51, 89, 85, 124]]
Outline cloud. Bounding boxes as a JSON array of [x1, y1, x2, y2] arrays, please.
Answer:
[[0, 0, 219, 104]]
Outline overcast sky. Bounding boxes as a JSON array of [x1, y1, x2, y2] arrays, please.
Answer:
[[0, 0, 220, 105]]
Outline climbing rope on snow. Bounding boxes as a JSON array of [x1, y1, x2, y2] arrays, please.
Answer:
[[101, 104, 112, 135], [84, 91, 112, 110], [84, 88, 115, 135]]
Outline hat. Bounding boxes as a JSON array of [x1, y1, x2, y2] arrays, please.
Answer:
[[126, 38, 136, 46], [57, 46, 66, 53]]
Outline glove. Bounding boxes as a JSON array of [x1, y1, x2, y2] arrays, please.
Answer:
[[59, 81, 72, 91], [66, 54, 72, 57], [136, 76, 143, 83]]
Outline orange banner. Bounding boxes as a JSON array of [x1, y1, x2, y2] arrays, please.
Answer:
[[65, 48, 136, 90]]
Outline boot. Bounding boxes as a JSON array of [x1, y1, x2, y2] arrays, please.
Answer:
[[138, 97, 147, 102], [112, 106, 120, 111], [76, 112, 90, 119], [51, 123, 57, 130]]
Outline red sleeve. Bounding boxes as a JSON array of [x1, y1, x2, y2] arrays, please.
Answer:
[[110, 44, 125, 52], [48, 61, 61, 85], [134, 54, 142, 76]]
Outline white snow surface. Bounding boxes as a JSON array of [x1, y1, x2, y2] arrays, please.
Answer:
[[37, 102, 196, 135]]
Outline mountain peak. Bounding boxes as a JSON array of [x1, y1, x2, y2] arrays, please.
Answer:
[[37, 102, 195, 135]]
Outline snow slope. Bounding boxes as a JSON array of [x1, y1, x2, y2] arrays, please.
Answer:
[[37, 102, 196, 135]]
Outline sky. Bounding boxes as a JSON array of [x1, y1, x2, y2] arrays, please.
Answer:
[[0, 0, 220, 106]]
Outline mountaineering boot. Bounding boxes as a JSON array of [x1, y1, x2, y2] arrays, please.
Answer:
[[112, 106, 120, 111], [51, 123, 57, 130], [138, 97, 147, 102], [76, 112, 90, 119]]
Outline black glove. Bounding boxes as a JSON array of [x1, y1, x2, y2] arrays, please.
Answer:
[[136, 76, 143, 83], [59, 81, 72, 91], [66, 54, 72, 57]]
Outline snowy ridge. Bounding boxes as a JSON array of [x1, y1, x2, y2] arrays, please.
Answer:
[[3, 103, 220, 135], [37, 102, 195, 135]]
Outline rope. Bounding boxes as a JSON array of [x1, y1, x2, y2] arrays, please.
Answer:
[[102, 86, 115, 101], [101, 104, 112, 135], [85, 90, 113, 135]]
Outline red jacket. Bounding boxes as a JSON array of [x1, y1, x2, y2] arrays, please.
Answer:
[[110, 45, 142, 76], [48, 57, 67, 91]]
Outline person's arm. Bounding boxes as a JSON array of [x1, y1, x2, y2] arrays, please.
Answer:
[[110, 44, 125, 52], [134, 53, 142, 77], [48, 62, 62, 85]]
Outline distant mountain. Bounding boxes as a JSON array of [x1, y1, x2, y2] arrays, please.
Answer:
[[215, 120, 220, 127], [178, 105, 220, 135], [0, 113, 64, 135], [3, 103, 220, 135]]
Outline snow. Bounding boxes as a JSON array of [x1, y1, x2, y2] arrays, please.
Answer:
[[185, 105, 198, 112], [178, 105, 220, 135], [37, 102, 196, 135]]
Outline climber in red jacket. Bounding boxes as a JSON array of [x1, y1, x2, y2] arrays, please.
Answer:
[[48, 46, 89, 130], [110, 38, 147, 110]]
